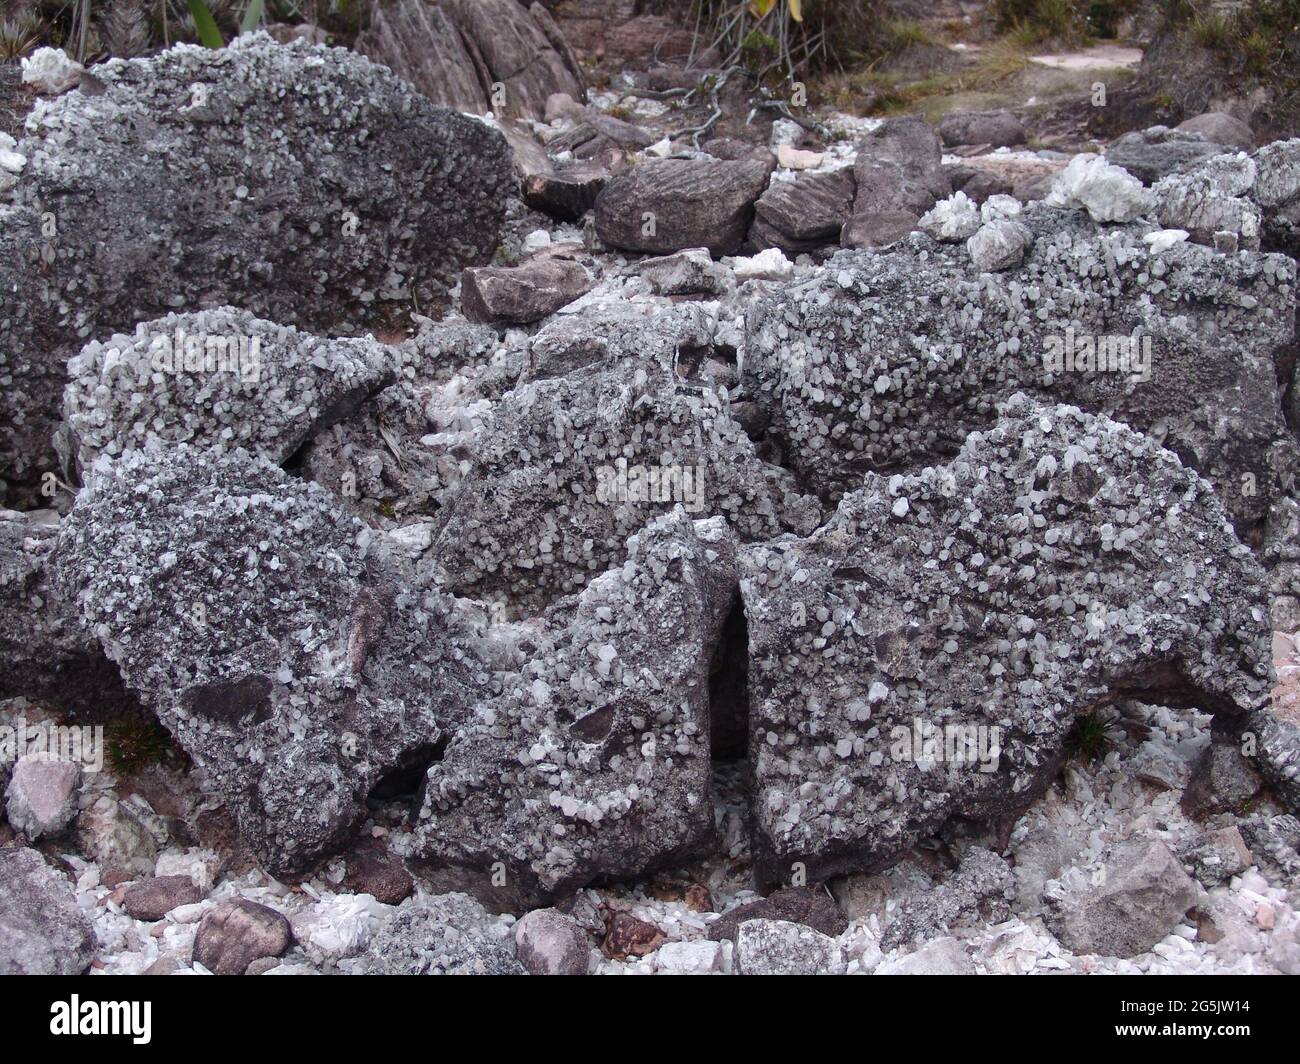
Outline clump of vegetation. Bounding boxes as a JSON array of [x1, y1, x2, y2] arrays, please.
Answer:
[[1178, 0, 1299, 85], [0, 15, 43, 59], [105, 714, 179, 777], [693, 0, 904, 79], [810, 35, 1030, 113], [1065, 710, 1117, 762], [991, 0, 1138, 44]]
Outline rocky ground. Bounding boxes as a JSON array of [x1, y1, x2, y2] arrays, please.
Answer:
[[2, 2, 1300, 976]]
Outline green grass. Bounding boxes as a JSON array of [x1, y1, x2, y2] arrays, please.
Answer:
[[105, 715, 178, 777], [1065, 711, 1115, 762]]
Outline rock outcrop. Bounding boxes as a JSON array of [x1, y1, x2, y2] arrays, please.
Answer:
[[406, 512, 737, 905], [741, 209, 1297, 544], [1, 35, 510, 496], [739, 395, 1272, 884], [55, 444, 493, 875], [357, 0, 586, 120], [61, 307, 397, 476]]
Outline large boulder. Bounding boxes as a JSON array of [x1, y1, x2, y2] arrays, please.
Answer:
[[1153, 139, 1300, 255], [428, 355, 813, 612], [0, 844, 97, 974], [405, 512, 737, 906], [356, 0, 493, 113], [595, 159, 772, 256], [298, 320, 510, 525], [1, 35, 510, 496], [738, 395, 1272, 884], [61, 307, 397, 476], [54, 444, 492, 875], [740, 210, 1298, 543]]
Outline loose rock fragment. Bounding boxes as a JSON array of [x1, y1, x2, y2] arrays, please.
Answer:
[[0, 845, 97, 975], [193, 899, 293, 975], [1044, 840, 1198, 958]]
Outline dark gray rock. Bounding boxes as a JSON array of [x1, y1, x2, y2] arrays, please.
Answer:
[[1182, 732, 1264, 817], [122, 875, 203, 921], [428, 357, 812, 612], [461, 257, 593, 324], [704, 137, 778, 170], [938, 109, 1025, 149], [595, 159, 771, 256], [1, 35, 510, 497], [1175, 112, 1255, 151], [738, 395, 1272, 884], [742, 213, 1297, 541], [55, 444, 492, 876], [407, 512, 736, 904], [0, 508, 141, 717], [750, 168, 857, 255], [1237, 814, 1300, 878], [523, 161, 610, 222], [1178, 826, 1252, 888], [193, 898, 292, 975], [298, 320, 509, 525], [949, 166, 1015, 203], [1012, 171, 1058, 204], [842, 117, 950, 248], [1105, 126, 1232, 185], [1151, 140, 1300, 252], [1044, 840, 1198, 958], [0, 844, 97, 974]]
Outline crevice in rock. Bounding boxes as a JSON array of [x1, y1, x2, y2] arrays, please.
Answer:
[[367, 737, 448, 812], [708, 592, 750, 762]]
